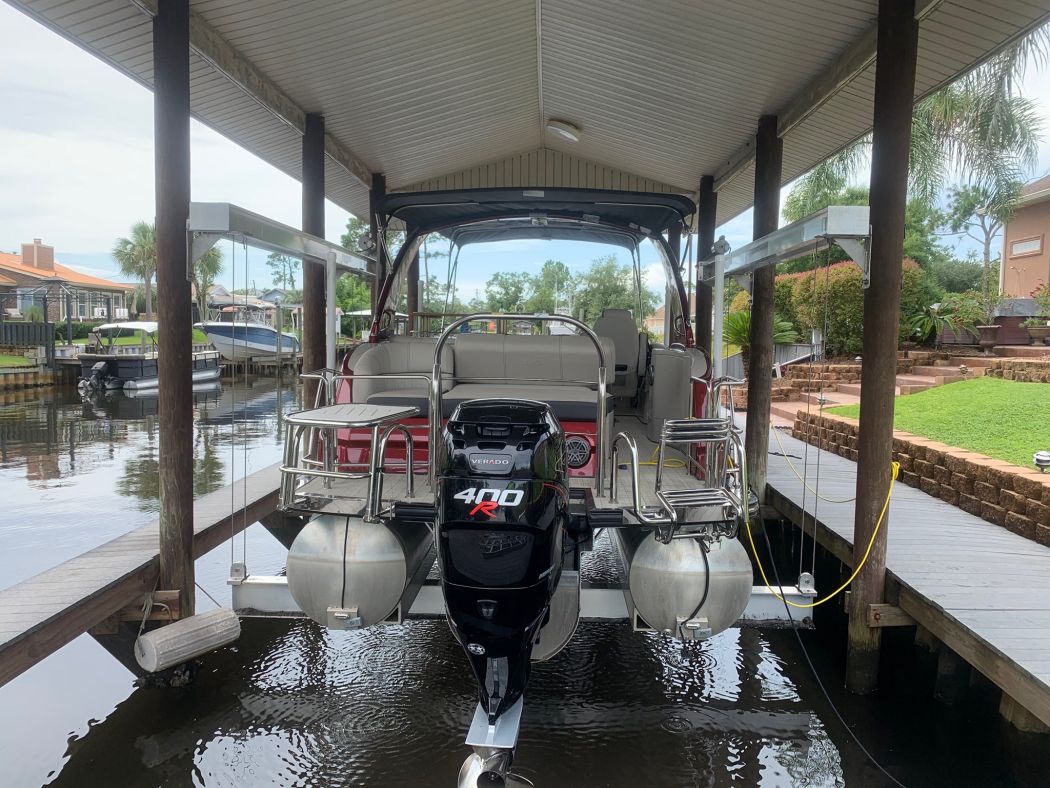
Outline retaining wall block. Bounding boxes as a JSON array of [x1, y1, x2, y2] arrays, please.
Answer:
[[980, 502, 1007, 527], [999, 489, 1028, 515], [1005, 512, 1036, 540]]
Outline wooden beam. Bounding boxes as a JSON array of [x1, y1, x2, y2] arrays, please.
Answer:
[[302, 112, 326, 396], [744, 115, 781, 505], [845, 0, 919, 695], [132, 0, 371, 187], [154, 0, 195, 620], [866, 603, 915, 628]]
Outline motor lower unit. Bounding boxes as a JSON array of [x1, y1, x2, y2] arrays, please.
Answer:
[[437, 399, 568, 724]]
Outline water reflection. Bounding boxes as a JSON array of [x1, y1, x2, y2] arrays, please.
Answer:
[[44, 618, 844, 788]]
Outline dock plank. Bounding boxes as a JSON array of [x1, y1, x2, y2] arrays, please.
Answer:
[[766, 428, 1050, 728], [0, 463, 282, 687]]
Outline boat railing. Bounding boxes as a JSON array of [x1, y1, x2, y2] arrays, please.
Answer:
[[299, 368, 433, 475], [429, 313, 607, 494]]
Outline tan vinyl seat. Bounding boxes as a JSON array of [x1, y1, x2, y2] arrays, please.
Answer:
[[592, 308, 644, 397], [351, 333, 615, 421]]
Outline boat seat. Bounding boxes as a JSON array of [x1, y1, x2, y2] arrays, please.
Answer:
[[351, 333, 615, 422], [592, 308, 645, 397]]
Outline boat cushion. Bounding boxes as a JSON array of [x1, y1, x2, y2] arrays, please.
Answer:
[[452, 334, 615, 386], [351, 337, 453, 404]]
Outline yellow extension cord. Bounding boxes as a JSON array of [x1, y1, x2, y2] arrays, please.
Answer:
[[743, 459, 900, 610], [638, 446, 685, 468], [772, 425, 856, 504]]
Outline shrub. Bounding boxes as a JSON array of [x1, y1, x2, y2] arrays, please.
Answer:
[[728, 290, 751, 313], [55, 321, 106, 341], [23, 305, 44, 324], [778, 259, 926, 356]]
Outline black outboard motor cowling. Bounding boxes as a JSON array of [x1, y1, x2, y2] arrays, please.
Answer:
[[438, 400, 567, 723]]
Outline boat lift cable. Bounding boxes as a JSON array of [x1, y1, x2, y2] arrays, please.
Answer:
[[241, 236, 250, 567], [742, 459, 899, 610], [757, 523, 908, 788], [229, 234, 238, 575]]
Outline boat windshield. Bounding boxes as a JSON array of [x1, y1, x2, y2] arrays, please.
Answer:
[[371, 227, 691, 344]]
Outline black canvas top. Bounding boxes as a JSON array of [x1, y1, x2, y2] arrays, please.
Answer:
[[378, 188, 694, 236], [446, 218, 643, 251]]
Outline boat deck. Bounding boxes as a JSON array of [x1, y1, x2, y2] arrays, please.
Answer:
[[765, 427, 1050, 729]]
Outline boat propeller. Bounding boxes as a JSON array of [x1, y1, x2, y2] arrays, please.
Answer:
[[458, 750, 534, 788]]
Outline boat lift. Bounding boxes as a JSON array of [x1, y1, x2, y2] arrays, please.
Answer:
[[188, 202, 375, 369], [702, 205, 871, 379]]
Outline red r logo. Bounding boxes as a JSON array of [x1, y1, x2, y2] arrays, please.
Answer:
[[469, 501, 499, 518]]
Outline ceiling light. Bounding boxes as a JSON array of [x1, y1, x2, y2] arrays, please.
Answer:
[[546, 119, 580, 143]]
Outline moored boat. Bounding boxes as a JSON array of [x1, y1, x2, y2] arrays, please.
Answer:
[[78, 322, 221, 391], [195, 320, 300, 361]]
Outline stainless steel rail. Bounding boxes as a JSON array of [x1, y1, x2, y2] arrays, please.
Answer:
[[430, 314, 608, 492]]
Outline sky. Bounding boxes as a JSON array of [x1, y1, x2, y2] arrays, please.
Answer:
[[2, 2, 1050, 302]]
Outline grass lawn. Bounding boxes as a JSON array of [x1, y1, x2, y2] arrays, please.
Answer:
[[826, 377, 1050, 468], [0, 354, 31, 368]]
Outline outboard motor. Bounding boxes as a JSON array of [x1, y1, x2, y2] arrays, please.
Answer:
[[78, 360, 111, 393], [438, 400, 568, 725]]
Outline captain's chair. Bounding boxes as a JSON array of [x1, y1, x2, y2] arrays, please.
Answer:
[[593, 308, 646, 398]]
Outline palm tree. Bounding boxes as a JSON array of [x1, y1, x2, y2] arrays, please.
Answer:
[[788, 23, 1048, 214], [190, 246, 223, 319], [724, 309, 799, 375], [112, 221, 157, 320]]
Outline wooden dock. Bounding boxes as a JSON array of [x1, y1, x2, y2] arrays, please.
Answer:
[[0, 463, 282, 687], [765, 428, 1050, 730]]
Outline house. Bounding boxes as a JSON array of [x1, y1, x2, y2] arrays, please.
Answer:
[[643, 293, 697, 342], [260, 288, 288, 304], [0, 238, 134, 321], [1001, 174, 1050, 298]]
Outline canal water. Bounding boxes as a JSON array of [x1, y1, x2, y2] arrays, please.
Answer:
[[0, 384, 1047, 787]]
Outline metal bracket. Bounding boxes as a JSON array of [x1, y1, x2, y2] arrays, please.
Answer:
[[797, 572, 817, 597], [227, 562, 248, 585], [835, 235, 870, 288], [677, 615, 713, 641], [327, 606, 363, 630]]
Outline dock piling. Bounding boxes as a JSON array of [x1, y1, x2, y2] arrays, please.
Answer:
[[153, 0, 195, 618]]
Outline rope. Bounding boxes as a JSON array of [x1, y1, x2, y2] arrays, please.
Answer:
[[743, 460, 900, 609], [772, 426, 857, 504]]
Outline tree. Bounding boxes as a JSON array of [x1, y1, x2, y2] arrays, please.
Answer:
[[266, 252, 300, 290], [722, 309, 798, 373], [573, 255, 659, 325], [336, 274, 371, 313], [786, 23, 1046, 219], [112, 221, 157, 320], [939, 183, 1020, 280], [524, 260, 573, 314], [190, 246, 223, 319], [484, 272, 533, 313]]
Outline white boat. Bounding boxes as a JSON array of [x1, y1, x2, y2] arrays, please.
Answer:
[[196, 320, 300, 362]]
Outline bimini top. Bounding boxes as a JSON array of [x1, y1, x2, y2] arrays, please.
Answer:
[[446, 218, 646, 251], [93, 322, 158, 334], [378, 188, 695, 236]]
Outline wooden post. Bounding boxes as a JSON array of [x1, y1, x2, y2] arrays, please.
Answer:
[[744, 115, 782, 504], [696, 175, 717, 354], [369, 173, 387, 313], [154, 0, 194, 618], [845, 0, 918, 694], [301, 113, 326, 401], [406, 225, 419, 331]]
